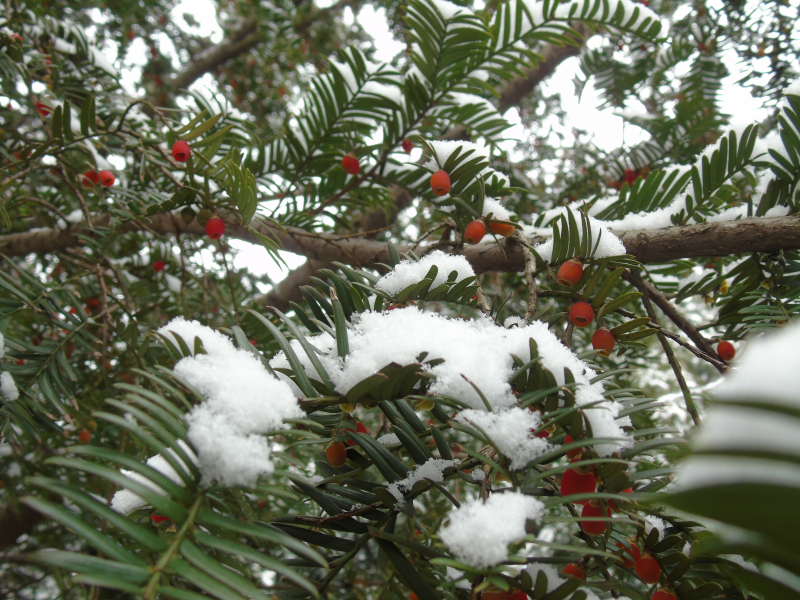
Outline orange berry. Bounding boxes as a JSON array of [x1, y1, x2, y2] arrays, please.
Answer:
[[652, 589, 677, 600], [635, 553, 661, 583], [99, 170, 115, 187], [430, 170, 451, 196], [569, 302, 594, 328], [580, 500, 610, 536], [464, 220, 486, 244], [615, 539, 641, 568], [78, 429, 91, 444], [592, 328, 615, 356], [409, 593, 419, 600], [561, 563, 585, 580], [557, 259, 583, 287], [344, 422, 368, 447], [489, 222, 515, 237], [341, 153, 360, 175], [326, 442, 347, 467], [717, 340, 735, 361]]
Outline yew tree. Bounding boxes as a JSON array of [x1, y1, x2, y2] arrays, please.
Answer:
[[1, 0, 800, 599]]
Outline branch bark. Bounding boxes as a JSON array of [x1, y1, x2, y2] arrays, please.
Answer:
[[171, 17, 261, 91], [3, 213, 799, 271]]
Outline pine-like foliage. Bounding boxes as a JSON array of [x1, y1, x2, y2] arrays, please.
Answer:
[[1, 0, 799, 599]]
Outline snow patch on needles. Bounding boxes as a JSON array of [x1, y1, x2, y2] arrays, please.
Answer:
[[376, 250, 475, 295], [431, 0, 473, 19], [159, 318, 303, 488], [1, 371, 19, 401], [675, 324, 800, 491], [424, 140, 487, 171], [482, 197, 512, 222], [270, 308, 631, 455], [386, 458, 460, 505], [534, 213, 626, 262], [440, 491, 544, 568], [455, 407, 550, 470], [111, 442, 197, 514]]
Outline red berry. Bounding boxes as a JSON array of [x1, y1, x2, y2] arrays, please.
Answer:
[[717, 340, 735, 361], [489, 222, 515, 237], [635, 554, 661, 583], [569, 302, 594, 328], [151, 515, 169, 524], [561, 460, 597, 502], [341, 153, 360, 175], [257, 500, 266, 509], [561, 563, 585, 580], [99, 170, 115, 187], [78, 429, 91, 444], [172, 140, 191, 162], [652, 589, 676, 600], [464, 220, 486, 244], [205, 217, 225, 239], [35, 101, 52, 117], [86, 298, 100, 311], [430, 170, 451, 196], [402, 138, 414, 154], [592, 328, 615, 356], [82, 170, 99, 187], [509, 590, 527, 600], [10, 33, 22, 43], [563, 434, 582, 459], [410, 593, 419, 600], [326, 442, 347, 467], [480, 590, 507, 600], [616, 539, 641, 568], [344, 422, 368, 447], [580, 500, 610, 536], [608, 487, 633, 512], [624, 169, 639, 186], [152, 261, 165, 272], [557, 259, 583, 287]]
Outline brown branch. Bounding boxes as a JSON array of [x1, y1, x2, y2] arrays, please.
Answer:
[[0, 501, 44, 552], [171, 17, 261, 91], [3, 214, 800, 273], [259, 258, 332, 312]]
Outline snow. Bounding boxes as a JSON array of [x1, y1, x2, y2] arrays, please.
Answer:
[[375, 250, 475, 295], [644, 515, 665, 541], [482, 197, 512, 222], [534, 213, 626, 262], [270, 308, 631, 455], [440, 491, 544, 568], [424, 140, 488, 172], [158, 318, 304, 487], [386, 458, 460, 505], [0, 332, 4, 359], [455, 407, 550, 471], [378, 433, 400, 445], [90, 46, 119, 76], [716, 324, 800, 406], [525, 563, 561, 593], [164, 273, 182, 293], [1, 371, 19, 401], [674, 324, 800, 491], [471, 468, 486, 482], [785, 79, 800, 97], [110, 441, 197, 514]]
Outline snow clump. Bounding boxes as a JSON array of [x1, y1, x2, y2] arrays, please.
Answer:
[[270, 307, 632, 456], [376, 250, 475, 296], [1, 371, 19, 402], [159, 318, 303, 488], [440, 491, 544, 568], [455, 407, 550, 470], [386, 458, 461, 506]]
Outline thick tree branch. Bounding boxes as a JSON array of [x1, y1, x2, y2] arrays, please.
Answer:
[[171, 17, 261, 91], [3, 213, 799, 271]]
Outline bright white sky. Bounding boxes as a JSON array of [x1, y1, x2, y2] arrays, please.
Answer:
[[152, 0, 773, 288]]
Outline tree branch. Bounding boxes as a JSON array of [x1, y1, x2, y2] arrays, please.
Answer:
[[4, 213, 799, 272], [171, 17, 261, 91]]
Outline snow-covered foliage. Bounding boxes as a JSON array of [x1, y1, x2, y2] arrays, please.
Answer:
[[440, 491, 544, 568], [158, 319, 303, 487]]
